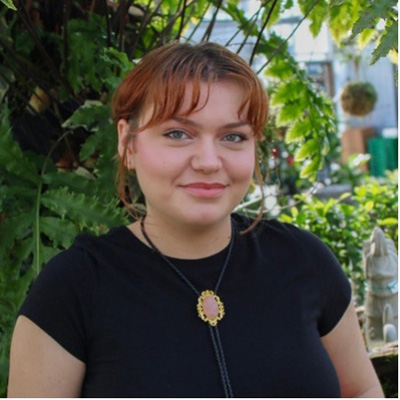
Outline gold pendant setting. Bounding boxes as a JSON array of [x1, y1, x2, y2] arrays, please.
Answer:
[[197, 290, 225, 326]]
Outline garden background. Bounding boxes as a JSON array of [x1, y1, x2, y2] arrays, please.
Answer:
[[0, 0, 398, 396]]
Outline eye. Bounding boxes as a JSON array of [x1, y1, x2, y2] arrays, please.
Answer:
[[222, 133, 248, 143], [164, 129, 190, 140]]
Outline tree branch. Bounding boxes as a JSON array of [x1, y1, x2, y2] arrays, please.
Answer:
[[256, 0, 320, 75], [249, 0, 279, 66], [186, 2, 211, 42], [233, 5, 263, 53], [176, 0, 188, 40], [201, 0, 223, 42], [103, 0, 112, 47], [62, 0, 71, 77], [13, 0, 75, 96]]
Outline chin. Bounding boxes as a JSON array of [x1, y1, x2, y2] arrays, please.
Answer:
[[178, 208, 232, 229]]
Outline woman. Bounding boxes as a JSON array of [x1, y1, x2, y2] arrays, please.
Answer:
[[8, 42, 383, 397]]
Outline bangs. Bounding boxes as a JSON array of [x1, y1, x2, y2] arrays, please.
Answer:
[[112, 42, 268, 139]]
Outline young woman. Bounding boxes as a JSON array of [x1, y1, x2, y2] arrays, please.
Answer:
[[8, 42, 383, 398]]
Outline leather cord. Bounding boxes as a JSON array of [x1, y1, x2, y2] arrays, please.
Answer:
[[140, 217, 235, 397]]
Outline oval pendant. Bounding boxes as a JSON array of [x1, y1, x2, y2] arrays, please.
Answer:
[[197, 290, 225, 326]]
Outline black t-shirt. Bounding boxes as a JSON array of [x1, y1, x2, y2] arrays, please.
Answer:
[[19, 214, 352, 397]]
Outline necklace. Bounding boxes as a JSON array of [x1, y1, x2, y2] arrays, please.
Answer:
[[140, 217, 235, 398]]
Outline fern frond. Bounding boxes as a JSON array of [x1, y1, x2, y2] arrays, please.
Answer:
[[371, 22, 398, 64], [351, 0, 397, 39], [0, 213, 34, 254], [41, 187, 127, 228], [40, 216, 78, 248], [0, 111, 41, 185]]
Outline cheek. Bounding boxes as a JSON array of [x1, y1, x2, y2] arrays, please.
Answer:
[[230, 152, 255, 183], [134, 146, 183, 180]]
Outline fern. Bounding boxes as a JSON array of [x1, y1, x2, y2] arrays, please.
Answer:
[[371, 21, 398, 64], [39, 216, 79, 248], [298, 0, 328, 37], [41, 187, 126, 228], [351, 0, 397, 38], [0, 111, 40, 184]]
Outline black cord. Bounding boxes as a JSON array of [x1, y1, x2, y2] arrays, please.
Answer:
[[140, 217, 235, 397]]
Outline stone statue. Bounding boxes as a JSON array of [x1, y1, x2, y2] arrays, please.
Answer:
[[363, 227, 398, 348]]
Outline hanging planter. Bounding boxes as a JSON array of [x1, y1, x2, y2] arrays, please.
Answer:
[[340, 81, 378, 117]]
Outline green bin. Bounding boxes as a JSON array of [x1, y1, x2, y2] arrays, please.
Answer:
[[367, 137, 398, 177]]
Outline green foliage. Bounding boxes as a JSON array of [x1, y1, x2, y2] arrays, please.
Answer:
[[298, 0, 328, 37], [267, 60, 336, 180], [353, 171, 398, 246], [0, 101, 127, 393], [64, 15, 134, 96], [297, 0, 398, 65], [0, 0, 15, 10], [329, 153, 370, 189], [350, 0, 397, 38], [371, 21, 398, 64], [280, 192, 369, 303], [279, 173, 398, 304]]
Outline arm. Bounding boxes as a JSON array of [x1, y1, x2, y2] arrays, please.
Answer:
[[321, 303, 384, 398], [8, 316, 86, 398]]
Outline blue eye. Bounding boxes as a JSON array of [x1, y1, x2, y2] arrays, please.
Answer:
[[223, 133, 248, 143], [164, 130, 189, 140]]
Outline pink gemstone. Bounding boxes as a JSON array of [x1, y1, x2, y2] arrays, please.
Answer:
[[202, 295, 219, 320]]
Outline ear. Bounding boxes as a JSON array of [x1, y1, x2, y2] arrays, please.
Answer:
[[117, 119, 135, 170]]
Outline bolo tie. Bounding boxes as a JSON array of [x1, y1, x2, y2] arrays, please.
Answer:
[[140, 217, 235, 398]]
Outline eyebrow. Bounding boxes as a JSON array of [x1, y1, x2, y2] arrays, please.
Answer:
[[171, 116, 251, 130]]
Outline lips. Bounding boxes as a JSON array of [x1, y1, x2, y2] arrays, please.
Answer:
[[180, 182, 227, 198], [183, 183, 226, 189]]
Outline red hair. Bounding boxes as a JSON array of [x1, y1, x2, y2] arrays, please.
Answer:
[[112, 42, 268, 225]]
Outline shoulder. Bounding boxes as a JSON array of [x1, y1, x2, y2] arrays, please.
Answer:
[[27, 226, 134, 296], [232, 213, 342, 273], [233, 212, 324, 249]]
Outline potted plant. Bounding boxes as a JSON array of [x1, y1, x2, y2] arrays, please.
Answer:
[[340, 81, 378, 117]]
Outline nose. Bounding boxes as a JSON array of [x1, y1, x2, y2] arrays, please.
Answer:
[[191, 139, 222, 174]]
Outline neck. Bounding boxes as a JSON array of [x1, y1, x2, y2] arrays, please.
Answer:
[[129, 215, 233, 259]]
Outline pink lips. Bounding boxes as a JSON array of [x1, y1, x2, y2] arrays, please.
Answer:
[[181, 182, 227, 198]]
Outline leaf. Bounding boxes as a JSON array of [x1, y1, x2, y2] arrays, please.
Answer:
[[294, 138, 319, 161], [40, 244, 61, 265], [39, 217, 78, 248], [351, 0, 397, 39], [298, 0, 328, 37], [265, 58, 295, 80], [338, 192, 351, 203], [0, 212, 34, 254], [286, 120, 311, 143], [0, 66, 14, 102], [371, 22, 398, 64], [79, 123, 116, 160], [276, 102, 304, 126], [264, 0, 282, 29], [62, 101, 109, 131], [270, 80, 303, 106], [358, 28, 378, 50], [0, 0, 16, 10], [299, 154, 321, 179], [43, 171, 93, 193], [378, 218, 398, 226], [41, 187, 127, 228], [279, 214, 293, 223], [0, 110, 40, 184], [364, 201, 374, 211], [329, 2, 361, 45]]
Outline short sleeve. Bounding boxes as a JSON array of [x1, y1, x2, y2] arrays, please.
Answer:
[[291, 226, 352, 337], [18, 246, 96, 362]]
